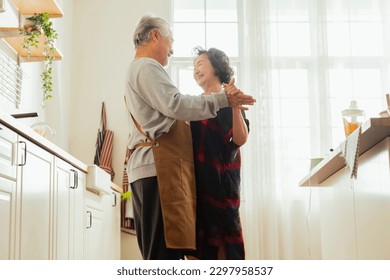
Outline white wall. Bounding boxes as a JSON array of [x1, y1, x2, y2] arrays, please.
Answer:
[[0, 0, 74, 149], [69, 0, 170, 188], [44, 0, 74, 151], [0, 0, 49, 125]]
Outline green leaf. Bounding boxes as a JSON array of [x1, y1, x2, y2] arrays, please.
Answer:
[[121, 191, 132, 201]]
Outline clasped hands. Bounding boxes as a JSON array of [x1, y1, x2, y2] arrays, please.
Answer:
[[223, 78, 256, 110]]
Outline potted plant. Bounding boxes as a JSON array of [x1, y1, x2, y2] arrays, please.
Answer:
[[20, 12, 58, 103]]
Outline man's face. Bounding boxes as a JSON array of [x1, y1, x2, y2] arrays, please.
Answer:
[[156, 32, 174, 66]]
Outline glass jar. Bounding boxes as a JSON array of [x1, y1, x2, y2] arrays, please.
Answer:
[[342, 100, 364, 137]]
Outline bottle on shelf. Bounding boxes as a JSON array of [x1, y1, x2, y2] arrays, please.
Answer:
[[342, 100, 364, 137]]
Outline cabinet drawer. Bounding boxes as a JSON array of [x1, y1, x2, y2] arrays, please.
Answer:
[[0, 124, 17, 179]]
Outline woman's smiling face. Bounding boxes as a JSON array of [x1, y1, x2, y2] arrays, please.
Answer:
[[193, 54, 220, 89]]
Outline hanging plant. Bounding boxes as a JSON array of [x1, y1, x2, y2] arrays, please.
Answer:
[[20, 12, 58, 102]]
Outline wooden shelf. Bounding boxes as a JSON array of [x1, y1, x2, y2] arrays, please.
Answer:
[[3, 34, 62, 62], [0, 27, 21, 37], [299, 117, 390, 186], [9, 0, 63, 18], [0, 0, 63, 61]]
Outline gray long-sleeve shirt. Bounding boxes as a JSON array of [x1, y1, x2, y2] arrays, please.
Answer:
[[125, 57, 229, 183]]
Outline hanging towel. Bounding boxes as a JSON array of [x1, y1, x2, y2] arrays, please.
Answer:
[[94, 102, 115, 180], [93, 106, 104, 166], [340, 125, 361, 179]]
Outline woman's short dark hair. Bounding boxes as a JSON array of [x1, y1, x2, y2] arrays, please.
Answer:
[[193, 47, 234, 84]]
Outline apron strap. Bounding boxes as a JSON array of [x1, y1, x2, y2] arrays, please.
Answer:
[[124, 95, 156, 148]]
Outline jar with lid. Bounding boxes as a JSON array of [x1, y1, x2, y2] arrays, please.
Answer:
[[342, 100, 364, 137]]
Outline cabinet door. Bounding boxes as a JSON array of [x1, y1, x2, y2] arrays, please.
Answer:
[[84, 191, 105, 260], [0, 177, 16, 260], [54, 158, 86, 260], [54, 158, 71, 259], [85, 190, 121, 260], [72, 169, 85, 260], [17, 138, 54, 260], [0, 124, 17, 260], [107, 191, 121, 259], [0, 124, 17, 179]]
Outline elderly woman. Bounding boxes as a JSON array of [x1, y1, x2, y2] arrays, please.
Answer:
[[191, 47, 250, 260]]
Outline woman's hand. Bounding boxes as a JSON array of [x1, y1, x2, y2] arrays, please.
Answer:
[[223, 78, 256, 110]]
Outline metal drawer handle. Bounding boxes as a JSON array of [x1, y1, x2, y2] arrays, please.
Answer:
[[70, 169, 78, 189], [86, 211, 92, 229], [112, 192, 117, 207], [17, 141, 27, 166]]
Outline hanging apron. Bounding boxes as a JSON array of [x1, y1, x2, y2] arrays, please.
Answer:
[[125, 105, 196, 249]]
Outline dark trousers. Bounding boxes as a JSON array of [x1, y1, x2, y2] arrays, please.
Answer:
[[130, 176, 183, 260]]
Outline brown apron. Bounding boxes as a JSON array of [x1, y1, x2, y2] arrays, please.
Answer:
[[127, 113, 196, 250]]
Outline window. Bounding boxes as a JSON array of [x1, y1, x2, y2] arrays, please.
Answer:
[[170, 0, 390, 259], [263, 0, 389, 196], [169, 0, 389, 197], [169, 0, 240, 95]]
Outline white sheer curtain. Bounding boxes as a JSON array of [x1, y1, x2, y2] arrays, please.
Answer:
[[240, 0, 390, 259], [239, 0, 281, 260]]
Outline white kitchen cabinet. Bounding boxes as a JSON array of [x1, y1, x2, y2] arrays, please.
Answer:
[[84, 188, 121, 260], [16, 136, 54, 260], [107, 190, 121, 259], [0, 176, 16, 260], [0, 126, 55, 260], [84, 190, 105, 259], [72, 168, 86, 259], [53, 158, 85, 260], [0, 124, 17, 179], [0, 124, 17, 260], [1, 113, 120, 260], [15, 139, 87, 260], [0, 129, 87, 260]]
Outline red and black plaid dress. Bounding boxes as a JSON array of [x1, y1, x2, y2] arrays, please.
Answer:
[[191, 107, 249, 260]]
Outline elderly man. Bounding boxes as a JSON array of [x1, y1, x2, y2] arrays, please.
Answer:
[[124, 15, 255, 260]]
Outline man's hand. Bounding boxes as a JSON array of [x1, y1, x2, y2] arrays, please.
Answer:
[[223, 78, 256, 110]]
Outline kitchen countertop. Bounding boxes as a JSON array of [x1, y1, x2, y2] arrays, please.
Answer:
[[299, 117, 390, 186], [111, 182, 123, 193], [0, 110, 88, 173]]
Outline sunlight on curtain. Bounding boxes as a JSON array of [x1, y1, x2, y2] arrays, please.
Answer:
[[240, 0, 280, 260], [240, 0, 390, 259]]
